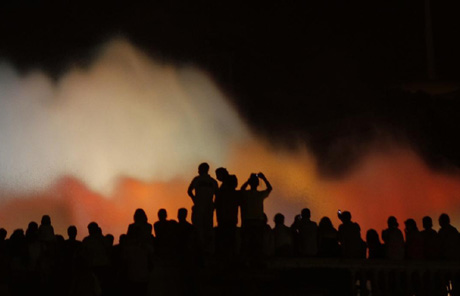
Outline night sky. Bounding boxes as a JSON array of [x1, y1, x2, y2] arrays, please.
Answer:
[[1, 1, 460, 177], [1, 1, 460, 236]]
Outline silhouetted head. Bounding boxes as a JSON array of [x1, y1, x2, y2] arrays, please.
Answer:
[[422, 216, 433, 230], [11, 229, 25, 240], [274, 213, 285, 225], [387, 216, 399, 228], [119, 234, 127, 245], [340, 211, 352, 223], [366, 229, 381, 245], [26, 222, 39, 240], [41, 215, 51, 226], [198, 162, 209, 176], [87, 222, 99, 236], [319, 217, 333, 229], [27, 221, 38, 232], [0, 228, 7, 240], [301, 208, 311, 220], [215, 167, 229, 182], [248, 173, 259, 189], [293, 214, 301, 224], [134, 208, 148, 224], [229, 174, 238, 189], [158, 208, 167, 221], [67, 226, 77, 240], [105, 234, 114, 246], [404, 219, 418, 232], [178, 208, 188, 222], [439, 213, 450, 228]]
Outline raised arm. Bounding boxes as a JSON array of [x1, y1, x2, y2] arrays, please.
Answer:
[[240, 178, 250, 191], [258, 172, 272, 192]]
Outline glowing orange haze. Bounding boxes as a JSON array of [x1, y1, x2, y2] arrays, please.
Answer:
[[1, 141, 460, 241], [1, 39, 459, 241]]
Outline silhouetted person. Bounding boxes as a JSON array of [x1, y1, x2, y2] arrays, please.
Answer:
[[25, 221, 42, 273], [240, 173, 272, 258], [63, 226, 82, 290], [38, 214, 55, 242], [438, 213, 460, 260], [273, 213, 293, 256], [382, 216, 405, 260], [187, 162, 218, 247], [0, 228, 6, 251], [290, 215, 302, 256], [292, 208, 318, 257], [65, 225, 82, 267], [0, 228, 6, 242], [262, 213, 274, 256], [338, 211, 365, 258], [366, 229, 384, 259], [122, 224, 153, 296], [82, 222, 110, 293], [176, 208, 199, 263], [0, 228, 7, 295], [215, 167, 239, 256], [8, 229, 28, 295], [127, 208, 153, 245], [215, 167, 239, 227], [404, 219, 423, 259], [68, 252, 102, 296], [317, 217, 339, 258], [420, 216, 439, 260], [153, 209, 177, 257]]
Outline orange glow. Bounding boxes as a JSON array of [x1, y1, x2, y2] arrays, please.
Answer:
[[1, 142, 459, 241], [1, 39, 459, 241]]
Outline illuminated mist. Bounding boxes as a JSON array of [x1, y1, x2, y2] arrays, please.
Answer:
[[1, 39, 460, 240]]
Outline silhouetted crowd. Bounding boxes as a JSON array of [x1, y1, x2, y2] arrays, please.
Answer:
[[0, 162, 459, 296]]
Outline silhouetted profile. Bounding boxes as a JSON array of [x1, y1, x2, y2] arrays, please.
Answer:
[[438, 213, 460, 260], [273, 213, 293, 256], [187, 162, 218, 247], [153, 208, 177, 257], [290, 215, 302, 256], [38, 214, 55, 242], [26, 221, 41, 272], [82, 222, 110, 292], [420, 216, 439, 260], [127, 208, 153, 245], [215, 167, 239, 256], [123, 216, 153, 296], [240, 172, 272, 258], [404, 219, 423, 259], [262, 213, 274, 256], [292, 208, 318, 257], [215, 167, 239, 227], [69, 252, 102, 296], [0, 228, 7, 295], [382, 216, 405, 260], [366, 229, 384, 259], [338, 211, 365, 258], [176, 208, 200, 264], [317, 217, 339, 258], [64, 226, 82, 290]]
